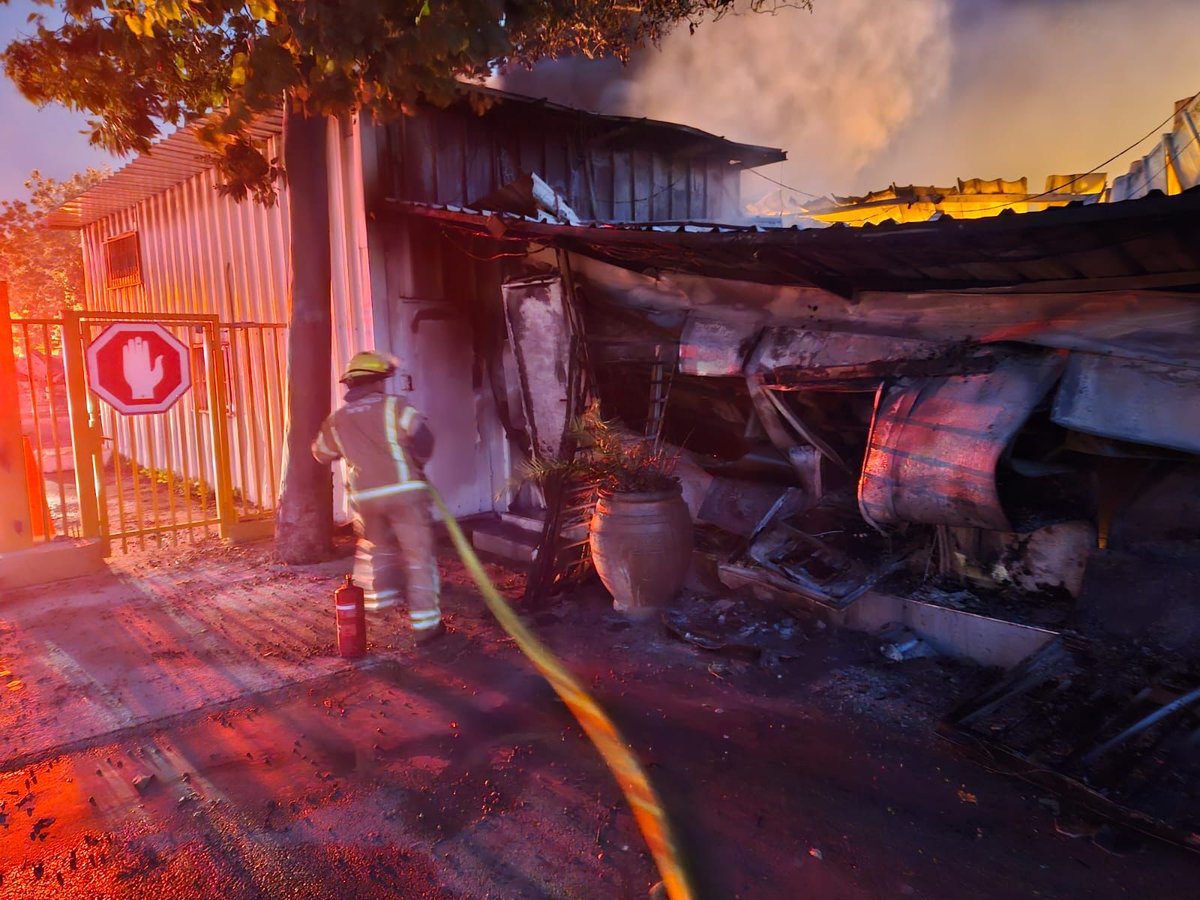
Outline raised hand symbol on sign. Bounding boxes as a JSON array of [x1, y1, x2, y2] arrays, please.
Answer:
[[122, 336, 165, 400]]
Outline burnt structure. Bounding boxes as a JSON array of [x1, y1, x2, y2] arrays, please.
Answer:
[[415, 184, 1200, 615]]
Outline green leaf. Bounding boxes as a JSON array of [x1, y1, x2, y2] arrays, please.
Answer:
[[416, 0, 431, 25]]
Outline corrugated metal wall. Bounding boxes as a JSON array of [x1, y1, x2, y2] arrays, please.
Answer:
[[1110, 94, 1200, 203], [81, 134, 291, 321], [76, 117, 372, 519], [327, 114, 377, 520], [381, 105, 741, 222], [328, 114, 376, 396]]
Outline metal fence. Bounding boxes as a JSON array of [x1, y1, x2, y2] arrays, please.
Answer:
[[224, 322, 288, 523], [11, 312, 288, 554], [12, 317, 74, 542]]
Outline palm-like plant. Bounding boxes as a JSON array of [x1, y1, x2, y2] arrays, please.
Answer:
[[524, 403, 680, 494]]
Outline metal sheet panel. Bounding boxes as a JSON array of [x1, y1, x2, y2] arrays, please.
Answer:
[[678, 317, 761, 376], [502, 275, 571, 459], [369, 217, 510, 520], [748, 327, 946, 374], [409, 186, 1200, 298], [859, 353, 1066, 530], [80, 133, 291, 322], [566, 257, 1200, 371], [1052, 353, 1200, 454], [1110, 96, 1200, 202], [77, 156, 295, 515], [46, 111, 285, 229]]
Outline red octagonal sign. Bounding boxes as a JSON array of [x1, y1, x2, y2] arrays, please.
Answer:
[[86, 322, 192, 415]]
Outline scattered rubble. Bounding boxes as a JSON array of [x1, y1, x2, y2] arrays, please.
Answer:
[[725, 490, 917, 609], [942, 636, 1200, 853], [877, 624, 937, 663], [662, 595, 807, 660], [888, 577, 1075, 630]]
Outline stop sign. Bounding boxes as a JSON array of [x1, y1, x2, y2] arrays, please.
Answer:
[[86, 322, 193, 415]]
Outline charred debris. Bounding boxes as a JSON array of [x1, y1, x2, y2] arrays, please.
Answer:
[[435, 179, 1200, 853], [485, 206, 1200, 640]]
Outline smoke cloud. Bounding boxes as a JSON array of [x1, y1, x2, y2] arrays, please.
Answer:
[[861, 0, 1200, 193], [499, 0, 1200, 204], [622, 0, 953, 197]]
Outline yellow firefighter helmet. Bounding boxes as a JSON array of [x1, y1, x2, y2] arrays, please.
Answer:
[[340, 351, 397, 384]]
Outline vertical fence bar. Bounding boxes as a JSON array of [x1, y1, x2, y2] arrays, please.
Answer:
[[187, 327, 214, 533], [61, 309, 104, 549], [229, 327, 254, 516], [174, 397, 196, 539], [144, 415, 162, 546], [17, 322, 48, 541], [254, 325, 280, 512], [125, 414, 146, 551], [40, 322, 71, 537], [0, 287, 33, 552], [205, 322, 237, 537], [238, 327, 266, 513], [271, 326, 287, 508], [161, 405, 180, 544], [112, 413, 131, 552]]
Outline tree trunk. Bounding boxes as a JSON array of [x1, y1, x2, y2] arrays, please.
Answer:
[[275, 110, 334, 563]]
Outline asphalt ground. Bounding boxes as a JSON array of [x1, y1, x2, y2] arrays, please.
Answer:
[[2, 540, 1196, 898]]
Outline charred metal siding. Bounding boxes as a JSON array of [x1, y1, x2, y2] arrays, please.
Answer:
[[380, 105, 742, 222], [357, 213, 512, 518]]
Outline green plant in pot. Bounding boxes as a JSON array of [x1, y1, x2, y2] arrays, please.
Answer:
[[526, 405, 693, 613]]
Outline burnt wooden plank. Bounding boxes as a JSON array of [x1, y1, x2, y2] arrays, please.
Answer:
[[612, 150, 634, 221], [689, 161, 708, 220], [669, 156, 690, 221], [434, 110, 468, 206], [632, 148, 653, 221]]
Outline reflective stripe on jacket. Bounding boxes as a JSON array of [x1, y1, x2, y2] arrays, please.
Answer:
[[312, 388, 434, 503]]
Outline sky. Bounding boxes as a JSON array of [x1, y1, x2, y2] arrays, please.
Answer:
[[0, 0, 119, 200], [506, 0, 1200, 201], [1, 0, 1198, 204]]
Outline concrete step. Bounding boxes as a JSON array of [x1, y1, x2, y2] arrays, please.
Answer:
[[500, 511, 547, 534], [513, 507, 593, 536], [472, 518, 542, 564]]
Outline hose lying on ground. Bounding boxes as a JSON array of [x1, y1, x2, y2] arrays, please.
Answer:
[[429, 485, 695, 900]]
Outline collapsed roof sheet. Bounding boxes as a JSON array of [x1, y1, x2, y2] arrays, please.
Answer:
[[390, 185, 1200, 297]]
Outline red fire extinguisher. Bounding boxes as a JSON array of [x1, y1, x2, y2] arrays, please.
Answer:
[[334, 575, 367, 658]]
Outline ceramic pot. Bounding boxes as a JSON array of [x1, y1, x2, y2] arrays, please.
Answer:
[[589, 483, 692, 613]]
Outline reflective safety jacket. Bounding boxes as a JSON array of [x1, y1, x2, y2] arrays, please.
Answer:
[[312, 386, 435, 505]]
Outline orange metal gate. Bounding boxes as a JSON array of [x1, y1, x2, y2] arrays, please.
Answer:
[[9, 309, 287, 554]]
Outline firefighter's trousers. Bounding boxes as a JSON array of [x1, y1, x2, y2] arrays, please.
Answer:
[[352, 489, 441, 633]]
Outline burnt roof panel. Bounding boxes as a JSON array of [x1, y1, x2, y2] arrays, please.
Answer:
[[387, 186, 1200, 296]]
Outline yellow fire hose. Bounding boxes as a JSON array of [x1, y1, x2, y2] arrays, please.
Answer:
[[428, 486, 695, 900]]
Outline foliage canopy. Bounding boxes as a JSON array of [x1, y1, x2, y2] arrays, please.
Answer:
[[1, 168, 108, 319], [3, 0, 808, 203]]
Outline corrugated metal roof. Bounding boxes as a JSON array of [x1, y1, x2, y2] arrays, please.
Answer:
[[45, 111, 285, 230], [462, 85, 785, 168], [387, 185, 1200, 298], [47, 85, 785, 230]]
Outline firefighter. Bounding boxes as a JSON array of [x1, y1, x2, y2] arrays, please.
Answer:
[[312, 351, 445, 643]]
